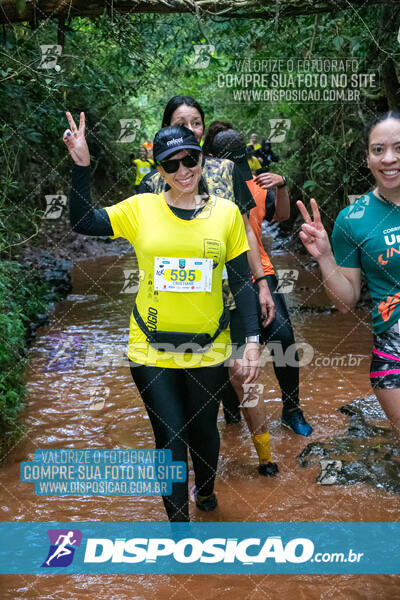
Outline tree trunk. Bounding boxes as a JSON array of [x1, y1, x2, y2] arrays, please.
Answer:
[[381, 59, 400, 111], [378, 6, 400, 111]]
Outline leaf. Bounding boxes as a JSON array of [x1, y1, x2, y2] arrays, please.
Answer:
[[16, 0, 26, 15], [332, 36, 344, 51], [302, 180, 316, 190]]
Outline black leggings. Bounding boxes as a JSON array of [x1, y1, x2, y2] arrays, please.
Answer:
[[130, 363, 228, 521], [225, 274, 299, 415]]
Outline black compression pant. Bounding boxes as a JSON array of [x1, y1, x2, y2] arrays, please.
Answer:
[[224, 273, 299, 417], [130, 363, 228, 522], [262, 274, 299, 410]]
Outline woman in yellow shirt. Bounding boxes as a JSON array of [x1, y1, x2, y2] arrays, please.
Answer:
[[247, 150, 262, 175], [63, 112, 261, 521], [132, 146, 154, 192]]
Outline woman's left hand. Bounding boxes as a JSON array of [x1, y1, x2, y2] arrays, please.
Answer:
[[238, 342, 260, 384]]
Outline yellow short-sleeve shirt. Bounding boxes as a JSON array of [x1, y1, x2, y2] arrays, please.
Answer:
[[104, 192, 249, 368]]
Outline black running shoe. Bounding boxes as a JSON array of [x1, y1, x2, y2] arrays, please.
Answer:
[[258, 462, 279, 477], [224, 412, 241, 425], [192, 487, 218, 511], [281, 407, 313, 437]]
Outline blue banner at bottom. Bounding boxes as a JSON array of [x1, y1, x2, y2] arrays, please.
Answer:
[[0, 522, 398, 574]]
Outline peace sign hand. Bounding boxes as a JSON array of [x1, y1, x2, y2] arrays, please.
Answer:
[[297, 198, 332, 260], [63, 111, 90, 166]]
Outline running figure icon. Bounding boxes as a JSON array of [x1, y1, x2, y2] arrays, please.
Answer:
[[46, 531, 77, 566], [41, 529, 82, 567], [45, 531, 77, 566]]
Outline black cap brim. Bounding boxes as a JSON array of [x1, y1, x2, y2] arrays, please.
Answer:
[[156, 144, 202, 161]]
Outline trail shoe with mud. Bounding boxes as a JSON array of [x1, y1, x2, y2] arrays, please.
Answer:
[[281, 408, 313, 437], [192, 487, 218, 511]]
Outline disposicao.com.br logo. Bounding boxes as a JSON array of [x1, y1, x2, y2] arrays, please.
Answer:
[[82, 535, 363, 566], [84, 535, 312, 564], [40, 531, 364, 569], [0, 522, 392, 574]]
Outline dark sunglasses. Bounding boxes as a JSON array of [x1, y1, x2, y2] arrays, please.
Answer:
[[157, 151, 201, 173]]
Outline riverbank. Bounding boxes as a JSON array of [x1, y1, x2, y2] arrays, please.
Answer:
[[0, 210, 131, 460]]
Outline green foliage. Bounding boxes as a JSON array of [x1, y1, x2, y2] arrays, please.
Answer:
[[0, 15, 169, 254], [1, 8, 398, 245], [0, 261, 50, 457]]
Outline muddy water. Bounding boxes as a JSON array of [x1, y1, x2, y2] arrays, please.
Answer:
[[1, 240, 399, 599]]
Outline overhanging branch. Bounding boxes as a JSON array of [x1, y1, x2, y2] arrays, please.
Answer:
[[0, 0, 398, 25]]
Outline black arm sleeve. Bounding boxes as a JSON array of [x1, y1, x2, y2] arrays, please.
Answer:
[[226, 252, 260, 337], [70, 164, 113, 236], [232, 163, 256, 214], [265, 189, 276, 222]]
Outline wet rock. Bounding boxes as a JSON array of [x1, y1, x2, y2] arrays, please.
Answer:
[[336, 461, 372, 486], [23, 249, 72, 300], [21, 250, 72, 340], [295, 305, 334, 314], [298, 395, 399, 493], [339, 395, 389, 439], [38, 250, 72, 301], [339, 394, 387, 422], [347, 417, 388, 438], [330, 438, 358, 454], [317, 460, 343, 485], [262, 221, 292, 252], [337, 457, 400, 494], [297, 442, 329, 467]]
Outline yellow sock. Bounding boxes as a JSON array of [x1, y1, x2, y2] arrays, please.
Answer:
[[252, 432, 273, 463]]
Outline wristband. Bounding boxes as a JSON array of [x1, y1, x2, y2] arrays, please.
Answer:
[[245, 335, 260, 344], [277, 175, 287, 188], [254, 275, 268, 284]]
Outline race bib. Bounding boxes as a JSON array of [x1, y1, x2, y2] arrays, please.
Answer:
[[154, 257, 213, 292]]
